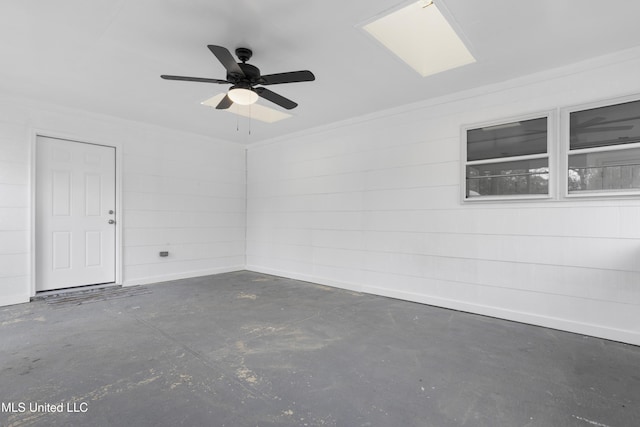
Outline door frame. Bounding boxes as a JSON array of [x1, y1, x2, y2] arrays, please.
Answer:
[[30, 129, 123, 296]]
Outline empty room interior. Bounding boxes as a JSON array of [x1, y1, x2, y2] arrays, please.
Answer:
[[1, 1, 640, 426]]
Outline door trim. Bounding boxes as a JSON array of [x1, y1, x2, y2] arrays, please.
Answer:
[[30, 129, 123, 296]]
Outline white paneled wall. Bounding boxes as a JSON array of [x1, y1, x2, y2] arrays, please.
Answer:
[[0, 122, 30, 305], [121, 128, 246, 284], [0, 99, 246, 305], [247, 50, 640, 345]]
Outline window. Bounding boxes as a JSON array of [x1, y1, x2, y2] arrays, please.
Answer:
[[566, 98, 640, 195], [464, 115, 550, 200]]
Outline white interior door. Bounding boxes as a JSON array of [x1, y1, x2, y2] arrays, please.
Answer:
[[36, 136, 116, 292]]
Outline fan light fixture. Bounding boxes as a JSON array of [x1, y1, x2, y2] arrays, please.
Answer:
[[161, 45, 314, 111], [227, 87, 259, 105]]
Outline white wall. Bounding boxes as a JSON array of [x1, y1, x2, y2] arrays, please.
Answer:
[[121, 124, 246, 285], [247, 48, 640, 345], [0, 98, 246, 306], [0, 119, 30, 306]]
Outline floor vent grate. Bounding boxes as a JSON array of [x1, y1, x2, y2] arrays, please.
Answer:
[[36, 286, 151, 307]]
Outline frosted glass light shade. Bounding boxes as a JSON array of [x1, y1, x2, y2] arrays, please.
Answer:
[[228, 88, 259, 105]]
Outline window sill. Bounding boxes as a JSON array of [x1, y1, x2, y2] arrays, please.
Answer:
[[565, 190, 640, 199], [463, 194, 553, 203]]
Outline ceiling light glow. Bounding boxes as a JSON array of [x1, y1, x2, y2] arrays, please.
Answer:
[[482, 122, 521, 131], [362, 0, 476, 77], [201, 94, 292, 123]]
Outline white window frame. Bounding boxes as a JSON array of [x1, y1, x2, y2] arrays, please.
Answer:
[[461, 110, 556, 203], [561, 94, 640, 199]]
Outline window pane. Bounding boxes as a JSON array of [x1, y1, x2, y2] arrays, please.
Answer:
[[570, 99, 640, 150], [466, 158, 549, 197], [467, 117, 547, 161], [568, 147, 640, 192]]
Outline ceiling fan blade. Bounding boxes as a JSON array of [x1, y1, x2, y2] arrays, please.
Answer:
[[255, 87, 298, 109], [216, 94, 234, 110], [260, 70, 315, 85], [208, 45, 245, 77], [574, 116, 605, 128], [574, 125, 634, 133], [161, 75, 229, 84]]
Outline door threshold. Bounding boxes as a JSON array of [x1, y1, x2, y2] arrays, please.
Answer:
[[33, 283, 120, 300]]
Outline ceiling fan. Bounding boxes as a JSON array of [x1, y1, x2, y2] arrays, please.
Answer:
[[161, 45, 315, 110], [572, 116, 634, 133]]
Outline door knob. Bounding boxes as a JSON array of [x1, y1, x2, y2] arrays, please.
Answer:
[[109, 210, 114, 214], [108, 219, 115, 224]]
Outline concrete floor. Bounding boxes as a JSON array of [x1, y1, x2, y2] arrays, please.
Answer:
[[1, 271, 638, 427]]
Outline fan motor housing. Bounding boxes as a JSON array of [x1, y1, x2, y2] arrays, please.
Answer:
[[225, 47, 261, 83], [236, 63, 260, 81]]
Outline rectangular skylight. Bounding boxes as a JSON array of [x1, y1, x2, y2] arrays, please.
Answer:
[[201, 94, 292, 123], [362, 0, 476, 77]]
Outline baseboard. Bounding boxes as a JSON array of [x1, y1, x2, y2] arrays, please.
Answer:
[[246, 265, 640, 347], [247, 265, 366, 294], [364, 285, 640, 347], [0, 294, 30, 308], [123, 265, 246, 287]]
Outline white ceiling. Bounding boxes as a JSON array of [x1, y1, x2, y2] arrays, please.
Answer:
[[2, 0, 640, 144]]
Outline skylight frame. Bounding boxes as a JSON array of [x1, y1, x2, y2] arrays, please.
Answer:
[[359, 0, 476, 78]]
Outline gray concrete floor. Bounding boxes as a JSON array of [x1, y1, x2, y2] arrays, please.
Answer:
[[1, 271, 638, 427]]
